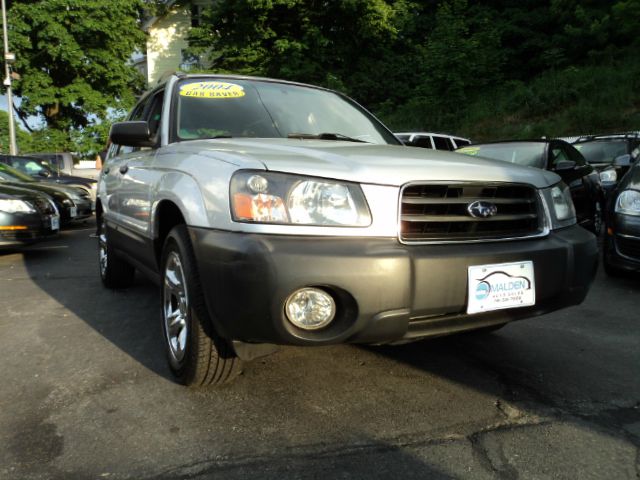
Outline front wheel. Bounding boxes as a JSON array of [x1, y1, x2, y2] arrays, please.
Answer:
[[161, 225, 242, 386]]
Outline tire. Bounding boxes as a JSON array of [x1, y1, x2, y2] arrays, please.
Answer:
[[590, 201, 603, 236], [98, 216, 135, 288], [160, 225, 242, 387]]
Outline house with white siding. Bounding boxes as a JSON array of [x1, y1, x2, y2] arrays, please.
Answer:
[[135, 0, 211, 86]]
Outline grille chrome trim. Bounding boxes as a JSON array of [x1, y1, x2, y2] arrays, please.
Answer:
[[397, 181, 549, 245]]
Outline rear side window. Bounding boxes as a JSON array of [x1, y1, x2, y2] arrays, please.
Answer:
[[433, 136, 452, 150], [412, 136, 434, 149]]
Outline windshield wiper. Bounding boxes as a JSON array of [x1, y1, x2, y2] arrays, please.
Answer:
[[288, 132, 369, 143]]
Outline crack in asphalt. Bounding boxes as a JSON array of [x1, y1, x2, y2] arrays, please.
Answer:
[[147, 416, 551, 480]]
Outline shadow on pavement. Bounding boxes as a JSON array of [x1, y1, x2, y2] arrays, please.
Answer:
[[19, 220, 172, 381], [8, 219, 640, 478]]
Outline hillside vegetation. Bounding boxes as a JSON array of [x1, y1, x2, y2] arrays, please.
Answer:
[[189, 0, 640, 141]]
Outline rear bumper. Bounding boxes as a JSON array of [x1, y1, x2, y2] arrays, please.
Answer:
[[189, 225, 598, 346]]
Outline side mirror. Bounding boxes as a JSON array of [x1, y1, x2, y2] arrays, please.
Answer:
[[613, 154, 631, 167], [554, 160, 576, 171], [110, 121, 154, 148], [37, 170, 50, 178]]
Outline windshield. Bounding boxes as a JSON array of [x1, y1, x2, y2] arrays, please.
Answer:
[[175, 78, 399, 145], [574, 141, 628, 164], [0, 162, 37, 182], [457, 143, 546, 169]]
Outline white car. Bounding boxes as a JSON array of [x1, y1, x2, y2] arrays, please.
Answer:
[[395, 132, 472, 150], [98, 74, 598, 386]]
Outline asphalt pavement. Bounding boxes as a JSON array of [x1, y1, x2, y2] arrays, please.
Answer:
[[0, 219, 639, 479]]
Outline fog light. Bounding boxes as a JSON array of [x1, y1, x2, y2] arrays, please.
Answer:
[[284, 288, 336, 330]]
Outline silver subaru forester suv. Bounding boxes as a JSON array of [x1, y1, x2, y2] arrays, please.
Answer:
[[98, 74, 598, 386]]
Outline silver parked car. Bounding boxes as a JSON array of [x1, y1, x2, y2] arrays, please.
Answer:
[[99, 74, 598, 387]]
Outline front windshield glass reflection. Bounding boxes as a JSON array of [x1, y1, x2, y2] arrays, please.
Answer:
[[175, 78, 399, 145], [463, 143, 546, 169]]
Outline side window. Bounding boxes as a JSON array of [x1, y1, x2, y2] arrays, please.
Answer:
[[445, 137, 456, 151], [455, 139, 471, 148], [115, 99, 149, 158], [145, 91, 164, 140], [413, 136, 434, 149], [113, 96, 153, 156], [432, 136, 450, 150], [550, 146, 569, 167], [565, 145, 586, 166]]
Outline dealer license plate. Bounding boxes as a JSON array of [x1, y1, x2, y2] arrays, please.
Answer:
[[467, 261, 535, 314], [51, 215, 60, 231], [70, 206, 77, 218]]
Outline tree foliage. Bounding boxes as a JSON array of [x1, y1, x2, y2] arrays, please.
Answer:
[[189, 0, 640, 139], [7, 0, 147, 153]]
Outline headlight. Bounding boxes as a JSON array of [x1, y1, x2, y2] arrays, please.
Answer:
[[615, 190, 640, 216], [0, 199, 36, 213], [230, 171, 371, 226], [546, 183, 576, 229], [599, 169, 617, 183]]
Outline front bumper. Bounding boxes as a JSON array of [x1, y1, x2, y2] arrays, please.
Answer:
[[604, 213, 640, 272], [189, 225, 598, 346], [60, 199, 92, 224], [0, 212, 59, 247]]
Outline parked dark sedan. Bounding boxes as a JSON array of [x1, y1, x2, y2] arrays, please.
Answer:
[[0, 163, 92, 225], [457, 140, 605, 234], [603, 159, 640, 276], [572, 134, 639, 196], [0, 184, 59, 248], [0, 154, 97, 202]]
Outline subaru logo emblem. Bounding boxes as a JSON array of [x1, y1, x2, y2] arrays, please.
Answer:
[[467, 200, 498, 218]]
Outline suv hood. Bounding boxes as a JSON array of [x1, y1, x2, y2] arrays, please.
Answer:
[[182, 139, 561, 189]]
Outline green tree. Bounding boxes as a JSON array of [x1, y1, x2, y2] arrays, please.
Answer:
[[188, 0, 415, 107], [7, 0, 147, 151], [0, 110, 31, 153]]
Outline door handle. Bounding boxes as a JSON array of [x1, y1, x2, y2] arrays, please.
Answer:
[[119, 165, 129, 175]]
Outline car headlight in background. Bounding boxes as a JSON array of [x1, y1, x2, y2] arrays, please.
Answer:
[[231, 171, 371, 226], [545, 183, 576, 229], [0, 199, 36, 213], [615, 190, 640, 216], [599, 169, 617, 184]]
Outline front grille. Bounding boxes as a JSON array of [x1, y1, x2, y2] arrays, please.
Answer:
[[32, 197, 56, 215], [400, 183, 543, 243], [616, 235, 640, 260]]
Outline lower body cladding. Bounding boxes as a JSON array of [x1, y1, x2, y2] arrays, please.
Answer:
[[0, 212, 59, 247], [605, 214, 640, 272], [189, 225, 598, 348]]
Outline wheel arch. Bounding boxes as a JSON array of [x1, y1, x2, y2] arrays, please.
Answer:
[[151, 171, 210, 267]]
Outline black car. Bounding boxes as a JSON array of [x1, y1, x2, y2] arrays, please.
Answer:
[[456, 140, 605, 234], [0, 163, 92, 225], [0, 184, 59, 248], [603, 159, 640, 276], [572, 134, 639, 195], [0, 154, 97, 201]]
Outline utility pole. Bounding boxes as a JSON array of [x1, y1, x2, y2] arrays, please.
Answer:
[[1, 0, 17, 155]]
